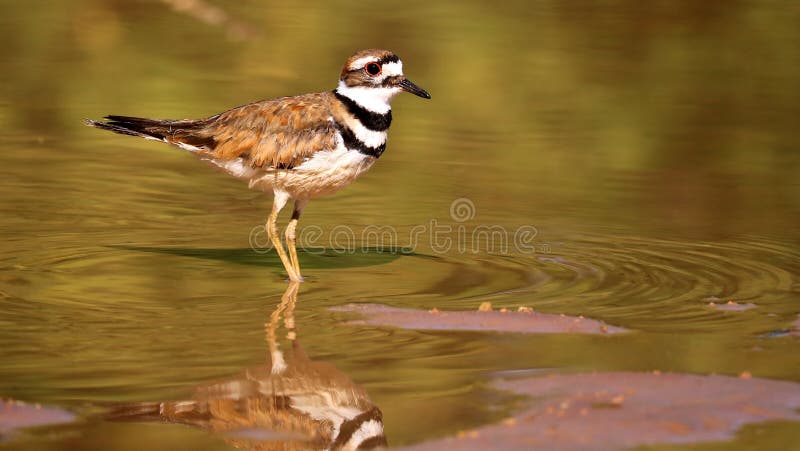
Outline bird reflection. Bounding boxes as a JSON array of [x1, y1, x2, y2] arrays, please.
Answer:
[[106, 282, 387, 450]]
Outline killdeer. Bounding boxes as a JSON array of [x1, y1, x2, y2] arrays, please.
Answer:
[[106, 283, 388, 450], [86, 49, 430, 281]]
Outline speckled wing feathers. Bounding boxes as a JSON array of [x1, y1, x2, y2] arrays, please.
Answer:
[[88, 92, 341, 171], [203, 92, 339, 170]]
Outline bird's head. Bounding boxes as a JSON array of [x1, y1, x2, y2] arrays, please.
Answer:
[[337, 49, 430, 112]]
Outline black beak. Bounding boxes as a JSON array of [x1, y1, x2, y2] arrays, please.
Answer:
[[399, 77, 431, 99]]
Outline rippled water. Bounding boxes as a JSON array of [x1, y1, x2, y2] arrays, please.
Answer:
[[2, 1, 800, 449]]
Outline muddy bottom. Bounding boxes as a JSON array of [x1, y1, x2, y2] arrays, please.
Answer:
[[706, 299, 757, 311], [330, 303, 628, 335], [401, 372, 800, 451], [0, 400, 75, 440]]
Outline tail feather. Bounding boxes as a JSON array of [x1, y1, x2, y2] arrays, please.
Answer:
[[104, 401, 165, 422], [104, 400, 211, 426], [84, 115, 215, 151], [84, 118, 161, 141]]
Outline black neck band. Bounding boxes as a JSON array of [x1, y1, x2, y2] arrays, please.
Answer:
[[334, 122, 386, 158], [333, 90, 392, 131]]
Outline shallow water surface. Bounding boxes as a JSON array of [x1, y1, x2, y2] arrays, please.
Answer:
[[1, 1, 800, 449]]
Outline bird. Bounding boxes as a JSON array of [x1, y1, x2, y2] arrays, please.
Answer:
[[105, 282, 388, 450], [86, 49, 430, 282]]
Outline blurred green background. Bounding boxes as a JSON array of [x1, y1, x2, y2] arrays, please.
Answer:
[[1, 1, 799, 449]]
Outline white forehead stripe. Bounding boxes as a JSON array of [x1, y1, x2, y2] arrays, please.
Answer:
[[381, 61, 403, 76], [350, 56, 378, 70], [349, 57, 404, 74]]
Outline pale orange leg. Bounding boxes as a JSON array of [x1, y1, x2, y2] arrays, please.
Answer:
[[282, 281, 299, 341], [285, 199, 308, 281], [267, 192, 300, 282], [266, 281, 300, 374]]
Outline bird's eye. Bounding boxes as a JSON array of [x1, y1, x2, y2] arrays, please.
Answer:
[[365, 62, 382, 76]]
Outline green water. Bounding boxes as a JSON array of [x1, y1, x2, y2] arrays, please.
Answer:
[[1, 1, 799, 449]]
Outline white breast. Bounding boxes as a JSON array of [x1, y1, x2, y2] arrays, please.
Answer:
[[244, 137, 376, 199]]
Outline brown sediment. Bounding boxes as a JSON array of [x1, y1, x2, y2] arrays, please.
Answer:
[[330, 304, 628, 335], [707, 300, 757, 311], [400, 372, 800, 451], [0, 399, 75, 436]]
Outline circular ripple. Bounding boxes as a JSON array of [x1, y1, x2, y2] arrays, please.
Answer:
[[391, 234, 800, 333]]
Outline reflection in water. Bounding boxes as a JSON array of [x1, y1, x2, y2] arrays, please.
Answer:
[[105, 283, 387, 450]]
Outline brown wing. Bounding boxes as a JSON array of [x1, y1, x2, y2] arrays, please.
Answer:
[[198, 92, 338, 170], [87, 92, 338, 170]]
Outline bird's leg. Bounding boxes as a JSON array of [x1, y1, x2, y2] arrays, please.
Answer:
[[266, 286, 289, 374], [267, 192, 300, 282], [285, 199, 308, 281], [283, 281, 299, 341], [266, 281, 300, 375]]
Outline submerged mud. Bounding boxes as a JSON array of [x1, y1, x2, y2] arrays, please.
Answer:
[[0, 400, 75, 440], [401, 372, 800, 450], [706, 299, 757, 311], [331, 303, 628, 335]]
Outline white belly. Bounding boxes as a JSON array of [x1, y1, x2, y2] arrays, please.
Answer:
[[221, 147, 376, 200]]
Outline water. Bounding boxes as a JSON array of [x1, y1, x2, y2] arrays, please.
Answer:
[[1, 1, 799, 449]]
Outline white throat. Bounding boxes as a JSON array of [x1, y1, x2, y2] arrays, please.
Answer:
[[336, 80, 400, 114]]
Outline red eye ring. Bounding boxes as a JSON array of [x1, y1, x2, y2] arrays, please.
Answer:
[[365, 62, 382, 77]]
